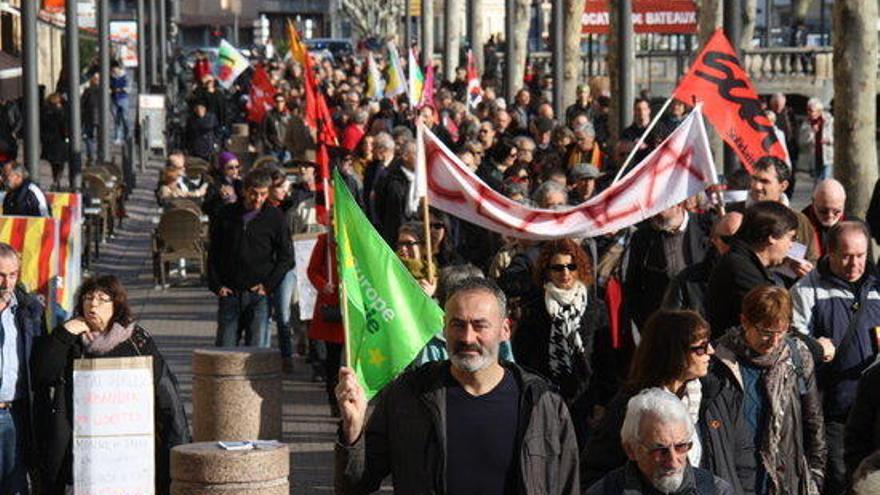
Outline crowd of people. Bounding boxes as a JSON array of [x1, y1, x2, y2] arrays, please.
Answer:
[[0, 36, 877, 495]]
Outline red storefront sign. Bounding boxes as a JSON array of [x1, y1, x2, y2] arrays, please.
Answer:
[[582, 0, 698, 34]]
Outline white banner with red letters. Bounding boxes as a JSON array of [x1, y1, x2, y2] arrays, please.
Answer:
[[420, 106, 718, 240]]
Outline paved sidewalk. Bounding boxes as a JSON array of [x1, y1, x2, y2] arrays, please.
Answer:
[[84, 157, 340, 494]]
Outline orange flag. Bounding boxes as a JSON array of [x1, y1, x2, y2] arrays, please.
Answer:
[[672, 29, 788, 174]]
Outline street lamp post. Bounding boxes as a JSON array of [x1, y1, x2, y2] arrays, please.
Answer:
[[551, 0, 563, 119], [98, 0, 111, 164], [66, 0, 83, 188], [22, 0, 39, 178]]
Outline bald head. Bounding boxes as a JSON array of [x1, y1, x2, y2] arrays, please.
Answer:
[[812, 179, 846, 228], [711, 212, 743, 255]]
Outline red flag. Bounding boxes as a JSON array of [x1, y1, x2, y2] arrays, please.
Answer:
[[673, 29, 787, 174], [246, 65, 276, 124], [419, 62, 436, 110], [466, 49, 482, 111], [314, 92, 338, 225]]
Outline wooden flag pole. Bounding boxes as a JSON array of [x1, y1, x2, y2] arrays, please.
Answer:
[[422, 196, 435, 282]]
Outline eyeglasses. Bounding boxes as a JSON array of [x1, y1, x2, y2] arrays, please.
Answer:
[[84, 294, 112, 305], [643, 441, 693, 459], [224, 165, 240, 170], [549, 263, 578, 272], [816, 207, 842, 217], [430, 222, 445, 230], [690, 341, 712, 356], [397, 241, 419, 248], [751, 324, 789, 340]]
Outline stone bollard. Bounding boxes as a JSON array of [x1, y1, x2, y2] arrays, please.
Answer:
[[170, 442, 289, 495], [191, 348, 282, 442]]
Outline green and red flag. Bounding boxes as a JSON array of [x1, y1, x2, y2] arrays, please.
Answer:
[[215, 39, 249, 89], [333, 170, 443, 399]]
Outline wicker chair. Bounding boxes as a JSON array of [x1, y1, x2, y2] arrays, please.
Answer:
[[152, 208, 208, 287]]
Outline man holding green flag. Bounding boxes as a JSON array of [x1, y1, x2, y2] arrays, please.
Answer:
[[332, 172, 579, 495]]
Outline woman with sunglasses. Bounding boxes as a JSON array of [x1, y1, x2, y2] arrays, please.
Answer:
[[512, 239, 607, 443], [581, 309, 754, 495], [202, 151, 243, 218]]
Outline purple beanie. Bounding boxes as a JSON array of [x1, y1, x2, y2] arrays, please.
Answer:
[[218, 151, 238, 167]]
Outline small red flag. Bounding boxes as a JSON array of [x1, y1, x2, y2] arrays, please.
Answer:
[[673, 29, 788, 174], [246, 65, 276, 124]]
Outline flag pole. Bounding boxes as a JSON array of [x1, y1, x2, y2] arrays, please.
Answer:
[[417, 124, 435, 282], [611, 96, 674, 184]]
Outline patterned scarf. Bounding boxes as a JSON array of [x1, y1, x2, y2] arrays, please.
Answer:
[[82, 322, 135, 356], [544, 281, 588, 383]]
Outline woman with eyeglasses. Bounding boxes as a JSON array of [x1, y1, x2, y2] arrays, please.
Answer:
[[424, 209, 465, 270], [581, 309, 755, 495], [32, 275, 190, 493], [512, 239, 607, 442]]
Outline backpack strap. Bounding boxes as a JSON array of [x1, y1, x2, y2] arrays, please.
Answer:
[[786, 337, 808, 396], [693, 467, 718, 494]]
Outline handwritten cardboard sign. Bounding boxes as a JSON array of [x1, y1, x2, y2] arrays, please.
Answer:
[[294, 233, 320, 320], [73, 356, 155, 495]]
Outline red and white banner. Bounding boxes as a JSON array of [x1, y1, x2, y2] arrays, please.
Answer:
[[246, 65, 276, 124], [673, 29, 788, 174], [421, 107, 717, 240], [582, 0, 697, 34], [466, 49, 482, 111]]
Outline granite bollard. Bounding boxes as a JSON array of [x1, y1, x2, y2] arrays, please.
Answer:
[[191, 348, 282, 441], [170, 442, 289, 494]]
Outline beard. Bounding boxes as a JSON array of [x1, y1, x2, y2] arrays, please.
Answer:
[[448, 341, 499, 373], [650, 468, 685, 494]]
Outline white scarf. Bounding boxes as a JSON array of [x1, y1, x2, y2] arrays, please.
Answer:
[[544, 281, 588, 382]]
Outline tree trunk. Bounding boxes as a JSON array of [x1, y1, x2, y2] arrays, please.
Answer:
[[833, 0, 878, 217], [505, 0, 531, 101], [468, 0, 484, 74], [444, 0, 462, 81], [793, 0, 813, 23], [422, 0, 435, 67], [741, 0, 757, 50], [562, 0, 586, 113]]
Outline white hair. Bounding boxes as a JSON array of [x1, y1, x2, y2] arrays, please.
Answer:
[[807, 97, 824, 112], [620, 388, 694, 448]]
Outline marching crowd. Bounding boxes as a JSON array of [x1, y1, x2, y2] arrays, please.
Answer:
[[0, 38, 876, 495]]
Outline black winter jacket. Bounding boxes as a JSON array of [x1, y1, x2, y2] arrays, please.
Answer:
[[335, 361, 580, 495], [706, 240, 782, 339], [372, 162, 412, 245], [580, 364, 756, 494], [207, 202, 294, 293], [624, 214, 711, 329], [3, 178, 49, 217], [31, 324, 191, 494], [844, 362, 880, 478]]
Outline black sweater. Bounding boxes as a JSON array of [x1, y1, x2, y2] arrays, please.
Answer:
[[207, 202, 294, 293]]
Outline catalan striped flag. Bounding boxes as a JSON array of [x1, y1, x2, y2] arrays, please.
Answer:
[[46, 193, 83, 314], [0, 216, 59, 325]]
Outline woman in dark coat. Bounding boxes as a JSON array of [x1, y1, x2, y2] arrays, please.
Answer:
[[40, 93, 68, 190], [580, 309, 755, 495], [32, 275, 190, 494], [184, 99, 219, 161], [512, 239, 607, 446]]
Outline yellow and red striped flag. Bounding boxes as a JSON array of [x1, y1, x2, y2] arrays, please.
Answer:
[[0, 216, 59, 326], [46, 193, 83, 313]]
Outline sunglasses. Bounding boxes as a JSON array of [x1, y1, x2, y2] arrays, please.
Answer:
[[225, 165, 240, 170], [644, 441, 693, 459], [549, 263, 578, 272], [689, 341, 712, 356], [397, 241, 420, 248], [430, 222, 445, 230]]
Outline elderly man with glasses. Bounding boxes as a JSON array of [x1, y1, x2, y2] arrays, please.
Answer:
[[586, 388, 734, 495]]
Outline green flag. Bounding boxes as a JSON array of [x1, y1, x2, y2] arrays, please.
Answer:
[[333, 170, 444, 399]]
